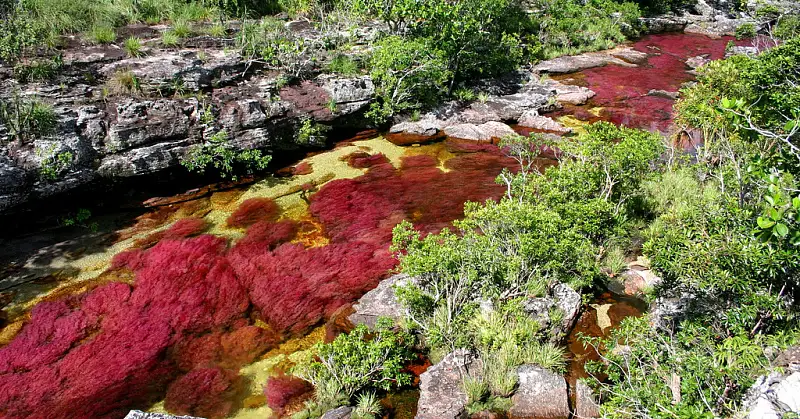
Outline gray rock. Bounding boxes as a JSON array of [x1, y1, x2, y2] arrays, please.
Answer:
[[522, 297, 555, 329], [574, 381, 600, 419], [416, 349, 482, 419], [543, 79, 596, 106], [123, 411, 202, 419], [775, 346, 800, 368], [551, 283, 582, 344], [349, 273, 412, 329], [219, 100, 268, 131], [725, 45, 759, 58], [108, 98, 196, 152], [743, 371, 800, 418], [685, 55, 711, 70], [389, 118, 443, 138], [443, 121, 516, 142], [509, 365, 569, 419], [0, 154, 28, 195], [647, 89, 680, 100], [639, 17, 689, 33], [321, 406, 353, 419], [533, 48, 638, 74], [518, 112, 571, 134], [319, 75, 375, 115], [650, 292, 697, 332]]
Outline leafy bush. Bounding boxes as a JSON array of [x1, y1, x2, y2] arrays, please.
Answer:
[[327, 54, 360, 75], [292, 318, 414, 410], [181, 130, 272, 179], [367, 35, 450, 123], [13, 55, 62, 82], [531, 0, 641, 58], [38, 145, 73, 181], [735, 22, 756, 39], [393, 124, 663, 353]]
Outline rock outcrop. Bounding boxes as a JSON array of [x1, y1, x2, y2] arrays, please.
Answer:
[[389, 73, 556, 141], [509, 365, 569, 419], [416, 349, 482, 419], [0, 24, 379, 213], [743, 371, 800, 418], [523, 283, 582, 344], [348, 273, 412, 329]]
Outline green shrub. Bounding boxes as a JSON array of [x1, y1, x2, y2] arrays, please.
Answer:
[[181, 130, 272, 179], [297, 117, 328, 144], [367, 35, 450, 123], [37, 145, 73, 181], [292, 318, 414, 403], [123, 36, 143, 57], [735, 22, 756, 39], [327, 54, 360, 75], [13, 55, 62, 82], [351, 392, 382, 419]]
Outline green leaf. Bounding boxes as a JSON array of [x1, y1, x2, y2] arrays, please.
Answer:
[[784, 120, 797, 132], [775, 223, 789, 237], [757, 217, 775, 229], [793, 197, 800, 210]]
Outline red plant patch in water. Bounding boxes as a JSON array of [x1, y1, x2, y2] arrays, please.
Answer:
[[227, 198, 280, 228], [293, 161, 314, 175], [343, 151, 391, 168], [170, 324, 281, 372], [134, 217, 208, 248], [165, 367, 240, 419], [0, 236, 253, 419], [550, 33, 749, 132], [400, 154, 439, 169], [264, 374, 313, 415]]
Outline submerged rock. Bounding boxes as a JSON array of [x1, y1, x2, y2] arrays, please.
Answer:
[[348, 273, 412, 329], [416, 349, 482, 419], [509, 365, 569, 419]]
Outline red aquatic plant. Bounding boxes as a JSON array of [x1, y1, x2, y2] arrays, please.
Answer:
[[165, 367, 240, 419], [264, 374, 313, 415], [227, 197, 280, 228], [134, 217, 208, 248], [343, 151, 391, 168], [293, 161, 314, 175]]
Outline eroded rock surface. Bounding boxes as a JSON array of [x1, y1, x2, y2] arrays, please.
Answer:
[[348, 273, 412, 329], [124, 410, 203, 419], [509, 365, 569, 419], [743, 371, 800, 418], [416, 349, 482, 419]]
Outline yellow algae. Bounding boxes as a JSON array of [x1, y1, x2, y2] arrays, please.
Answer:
[[556, 114, 590, 133], [588, 107, 604, 117], [0, 319, 26, 346]]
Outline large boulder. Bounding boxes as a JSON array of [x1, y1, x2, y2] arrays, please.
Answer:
[[518, 112, 571, 134], [416, 349, 482, 419], [743, 371, 800, 418], [542, 79, 596, 106], [509, 365, 569, 419], [348, 273, 412, 329], [443, 121, 517, 142]]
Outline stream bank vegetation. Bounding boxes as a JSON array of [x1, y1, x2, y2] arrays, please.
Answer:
[[292, 33, 800, 418]]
